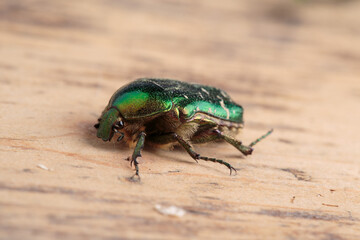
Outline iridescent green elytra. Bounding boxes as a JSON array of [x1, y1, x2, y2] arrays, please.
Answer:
[[95, 78, 272, 180]]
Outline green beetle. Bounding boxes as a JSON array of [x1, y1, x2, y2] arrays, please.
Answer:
[[95, 78, 272, 179]]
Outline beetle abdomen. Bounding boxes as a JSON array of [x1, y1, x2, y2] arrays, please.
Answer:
[[190, 112, 243, 129]]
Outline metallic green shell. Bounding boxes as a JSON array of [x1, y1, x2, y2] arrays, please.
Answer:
[[107, 78, 243, 123], [107, 79, 172, 119]]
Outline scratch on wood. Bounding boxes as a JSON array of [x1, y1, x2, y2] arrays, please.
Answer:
[[322, 203, 339, 208], [256, 209, 357, 222], [0, 182, 89, 195], [281, 168, 312, 181], [278, 138, 294, 144]]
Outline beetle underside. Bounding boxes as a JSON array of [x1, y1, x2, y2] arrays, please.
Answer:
[[95, 109, 273, 181]]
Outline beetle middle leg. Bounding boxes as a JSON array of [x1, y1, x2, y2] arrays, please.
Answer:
[[148, 132, 236, 175]]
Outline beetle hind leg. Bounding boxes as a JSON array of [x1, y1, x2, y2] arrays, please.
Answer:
[[213, 129, 273, 156], [213, 129, 253, 156], [248, 129, 273, 147], [191, 128, 273, 156]]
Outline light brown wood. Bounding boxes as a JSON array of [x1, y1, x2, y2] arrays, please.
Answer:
[[1, 0, 360, 239]]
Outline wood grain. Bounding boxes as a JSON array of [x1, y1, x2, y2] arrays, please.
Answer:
[[1, 0, 360, 239]]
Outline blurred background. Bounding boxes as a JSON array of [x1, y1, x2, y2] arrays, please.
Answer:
[[1, 0, 360, 239]]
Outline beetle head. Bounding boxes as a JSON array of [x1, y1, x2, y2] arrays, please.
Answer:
[[94, 107, 124, 141]]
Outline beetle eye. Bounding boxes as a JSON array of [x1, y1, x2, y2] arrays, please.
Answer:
[[94, 123, 100, 129]]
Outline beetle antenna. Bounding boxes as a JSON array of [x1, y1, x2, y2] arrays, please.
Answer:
[[249, 129, 273, 147]]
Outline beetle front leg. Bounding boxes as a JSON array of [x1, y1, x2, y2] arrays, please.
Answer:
[[129, 132, 146, 181]]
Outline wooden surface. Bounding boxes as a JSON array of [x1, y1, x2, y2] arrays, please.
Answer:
[[1, 0, 360, 239]]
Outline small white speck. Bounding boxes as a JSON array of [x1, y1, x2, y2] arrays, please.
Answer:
[[149, 80, 164, 89], [233, 110, 236, 114], [208, 108, 212, 113], [154, 204, 186, 217], [196, 106, 200, 111], [219, 100, 230, 120], [37, 164, 53, 171], [220, 90, 228, 98], [183, 95, 189, 99], [201, 88, 209, 95]]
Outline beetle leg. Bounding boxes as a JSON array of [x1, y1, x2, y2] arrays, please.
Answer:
[[248, 129, 273, 147], [213, 129, 273, 156], [147, 132, 236, 174], [173, 133, 236, 175], [129, 132, 146, 181], [117, 132, 124, 142], [212, 129, 253, 156]]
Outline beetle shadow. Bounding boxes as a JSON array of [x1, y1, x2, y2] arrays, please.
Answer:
[[152, 143, 247, 168], [151, 146, 240, 175], [148, 145, 196, 164]]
